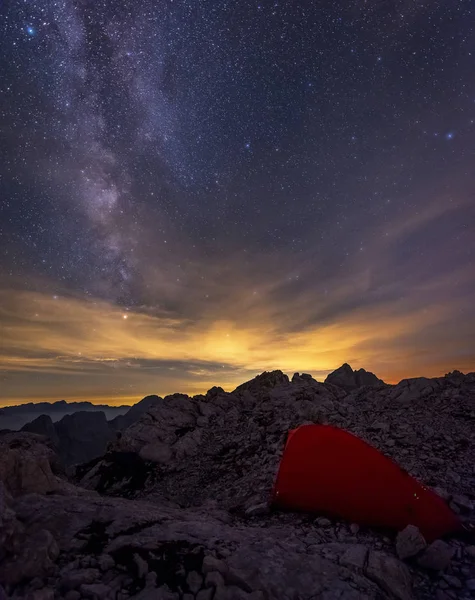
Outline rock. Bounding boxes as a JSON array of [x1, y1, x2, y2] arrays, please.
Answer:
[[64, 592, 81, 600], [365, 551, 414, 600], [21, 414, 60, 448], [133, 552, 148, 578], [325, 363, 384, 390], [233, 370, 290, 394], [214, 586, 249, 600], [196, 589, 214, 600], [441, 574, 462, 588], [0, 433, 60, 496], [340, 545, 368, 570], [417, 540, 454, 571], [60, 568, 101, 591], [316, 517, 332, 527], [244, 502, 269, 517], [109, 395, 162, 431], [129, 585, 178, 600], [186, 570, 203, 593], [434, 591, 453, 600], [55, 411, 114, 466], [98, 553, 115, 571], [389, 377, 438, 402], [451, 494, 473, 512], [0, 528, 59, 585], [466, 579, 475, 591], [205, 571, 225, 588], [466, 546, 475, 559], [446, 469, 461, 484], [26, 589, 55, 600], [139, 441, 173, 464], [202, 555, 228, 575], [80, 582, 113, 598], [396, 525, 427, 560]]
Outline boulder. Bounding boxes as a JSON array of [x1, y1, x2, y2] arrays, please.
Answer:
[[417, 540, 454, 571], [396, 525, 427, 560], [365, 551, 414, 600], [0, 528, 59, 586], [0, 432, 60, 496]]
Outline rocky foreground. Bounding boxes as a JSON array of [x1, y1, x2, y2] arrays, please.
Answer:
[[1, 365, 474, 600]]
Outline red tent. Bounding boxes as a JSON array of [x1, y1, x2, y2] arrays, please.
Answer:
[[272, 424, 461, 542]]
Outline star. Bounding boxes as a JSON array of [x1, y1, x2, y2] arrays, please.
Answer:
[[0, 0, 474, 404]]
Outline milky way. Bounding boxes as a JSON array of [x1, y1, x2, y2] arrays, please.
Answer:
[[1, 1, 474, 404]]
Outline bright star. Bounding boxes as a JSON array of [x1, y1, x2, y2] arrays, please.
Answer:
[[26, 26, 35, 36], [446, 132, 454, 140]]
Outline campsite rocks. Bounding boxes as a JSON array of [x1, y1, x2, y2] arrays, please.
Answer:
[[396, 526, 427, 560], [2, 366, 475, 600], [0, 491, 422, 600]]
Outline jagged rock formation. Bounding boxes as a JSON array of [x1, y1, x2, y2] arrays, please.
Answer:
[[109, 395, 162, 432], [21, 414, 60, 448], [55, 411, 115, 467], [16, 398, 164, 467], [20, 411, 114, 467], [77, 368, 475, 512], [1, 365, 475, 600], [324, 363, 385, 390], [0, 432, 86, 497]]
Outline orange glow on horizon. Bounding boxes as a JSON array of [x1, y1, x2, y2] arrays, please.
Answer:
[[0, 286, 473, 406]]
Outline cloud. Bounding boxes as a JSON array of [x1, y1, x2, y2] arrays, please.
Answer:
[[1, 263, 474, 406]]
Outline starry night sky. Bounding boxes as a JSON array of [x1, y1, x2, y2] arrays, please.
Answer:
[[1, 0, 474, 405]]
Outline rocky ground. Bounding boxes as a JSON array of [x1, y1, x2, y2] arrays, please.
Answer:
[[1, 365, 474, 599]]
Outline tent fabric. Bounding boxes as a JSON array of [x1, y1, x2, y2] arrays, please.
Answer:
[[272, 424, 461, 542]]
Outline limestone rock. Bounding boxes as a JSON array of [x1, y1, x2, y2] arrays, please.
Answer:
[[109, 395, 162, 432], [417, 540, 454, 571], [0, 528, 59, 586], [396, 525, 427, 560], [365, 551, 414, 600], [0, 432, 60, 496], [233, 370, 290, 395], [340, 545, 368, 570]]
